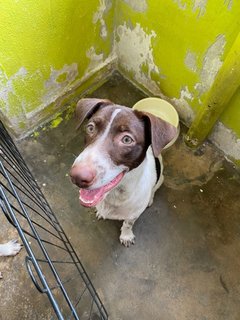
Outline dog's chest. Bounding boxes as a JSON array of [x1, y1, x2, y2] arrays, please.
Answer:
[[96, 153, 157, 221], [96, 186, 135, 220]]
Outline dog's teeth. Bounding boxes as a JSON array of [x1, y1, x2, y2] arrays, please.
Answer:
[[79, 196, 94, 204]]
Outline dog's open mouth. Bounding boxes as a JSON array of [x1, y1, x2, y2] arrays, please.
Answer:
[[79, 171, 125, 207]]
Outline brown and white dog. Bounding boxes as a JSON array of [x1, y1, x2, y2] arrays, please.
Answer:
[[70, 98, 177, 246]]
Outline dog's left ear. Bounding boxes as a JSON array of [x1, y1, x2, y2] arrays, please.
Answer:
[[136, 111, 178, 157], [75, 98, 112, 129]]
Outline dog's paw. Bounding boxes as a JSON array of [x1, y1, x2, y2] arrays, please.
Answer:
[[0, 239, 22, 257], [119, 230, 135, 247]]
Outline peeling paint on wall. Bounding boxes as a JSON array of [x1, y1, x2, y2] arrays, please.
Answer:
[[210, 122, 240, 160], [181, 35, 226, 115], [185, 51, 197, 72], [116, 22, 161, 94], [171, 86, 195, 125], [122, 0, 147, 12], [86, 47, 104, 72], [224, 0, 233, 10], [173, 0, 187, 10], [0, 67, 27, 114], [93, 0, 112, 39], [0, 0, 115, 137], [195, 35, 226, 95], [43, 63, 78, 104], [174, 0, 207, 16], [193, 0, 207, 17], [50, 113, 63, 129]]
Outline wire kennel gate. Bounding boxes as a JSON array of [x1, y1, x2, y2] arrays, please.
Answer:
[[0, 120, 108, 320]]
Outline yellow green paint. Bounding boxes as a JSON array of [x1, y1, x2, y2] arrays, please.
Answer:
[[186, 32, 240, 146], [221, 87, 240, 137], [115, 0, 240, 141], [0, 0, 240, 162], [33, 131, 40, 138], [0, 0, 115, 134], [50, 114, 63, 129]]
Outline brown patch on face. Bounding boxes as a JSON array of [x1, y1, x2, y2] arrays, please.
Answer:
[[76, 98, 112, 129], [83, 105, 150, 171], [134, 110, 177, 157], [105, 107, 150, 170], [77, 99, 178, 177], [83, 106, 115, 147]]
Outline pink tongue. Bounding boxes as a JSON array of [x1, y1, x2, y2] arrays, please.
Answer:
[[79, 172, 124, 207]]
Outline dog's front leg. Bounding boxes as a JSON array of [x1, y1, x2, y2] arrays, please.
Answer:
[[120, 219, 136, 247]]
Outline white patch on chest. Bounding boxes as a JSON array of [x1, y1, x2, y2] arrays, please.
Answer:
[[96, 146, 157, 221]]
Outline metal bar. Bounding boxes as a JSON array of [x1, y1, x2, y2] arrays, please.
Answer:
[[0, 184, 65, 320], [0, 121, 108, 319], [1, 162, 80, 319]]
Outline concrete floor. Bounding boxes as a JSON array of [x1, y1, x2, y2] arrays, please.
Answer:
[[1, 74, 240, 320]]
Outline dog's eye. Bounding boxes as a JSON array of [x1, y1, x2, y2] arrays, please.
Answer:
[[121, 135, 133, 144], [86, 123, 95, 134]]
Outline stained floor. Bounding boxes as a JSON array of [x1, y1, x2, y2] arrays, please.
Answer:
[[1, 74, 240, 320]]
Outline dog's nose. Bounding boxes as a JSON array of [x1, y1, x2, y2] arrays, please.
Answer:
[[70, 164, 96, 188]]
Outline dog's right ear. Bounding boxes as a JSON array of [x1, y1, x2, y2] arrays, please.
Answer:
[[134, 110, 177, 157], [75, 98, 112, 129]]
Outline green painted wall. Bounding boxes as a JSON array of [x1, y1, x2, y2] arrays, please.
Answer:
[[115, 0, 240, 161], [0, 0, 239, 161], [0, 0, 115, 135], [221, 87, 240, 137]]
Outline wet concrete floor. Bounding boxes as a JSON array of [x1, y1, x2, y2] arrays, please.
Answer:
[[1, 74, 240, 319]]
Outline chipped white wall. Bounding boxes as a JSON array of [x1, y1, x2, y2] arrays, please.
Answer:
[[86, 47, 104, 72], [0, 67, 27, 116], [173, 0, 207, 16], [93, 0, 112, 39], [115, 0, 240, 163], [179, 35, 226, 113], [171, 87, 195, 126], [194, 35, 226, 95], [0, 67, 28, 129], [0, 0, 116, 136], [173, 0, 187, 10], [185, 51, 197, 72], [43, 64, 78, 105], [210, 122, 240, 161], [116, 25, 227, 126], [224, 0, 233, 10], [122, 0, 147, 12], [193, 0, 207, 17], [116, 22, 161, 94]]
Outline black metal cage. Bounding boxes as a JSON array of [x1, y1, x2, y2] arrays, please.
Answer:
[[0, 121, 108, 320]]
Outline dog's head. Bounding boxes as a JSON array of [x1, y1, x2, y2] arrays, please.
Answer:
[[70, 98, 177, 207]]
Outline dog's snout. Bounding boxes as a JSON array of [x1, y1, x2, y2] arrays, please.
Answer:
[[70, 164, 96, 188]]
